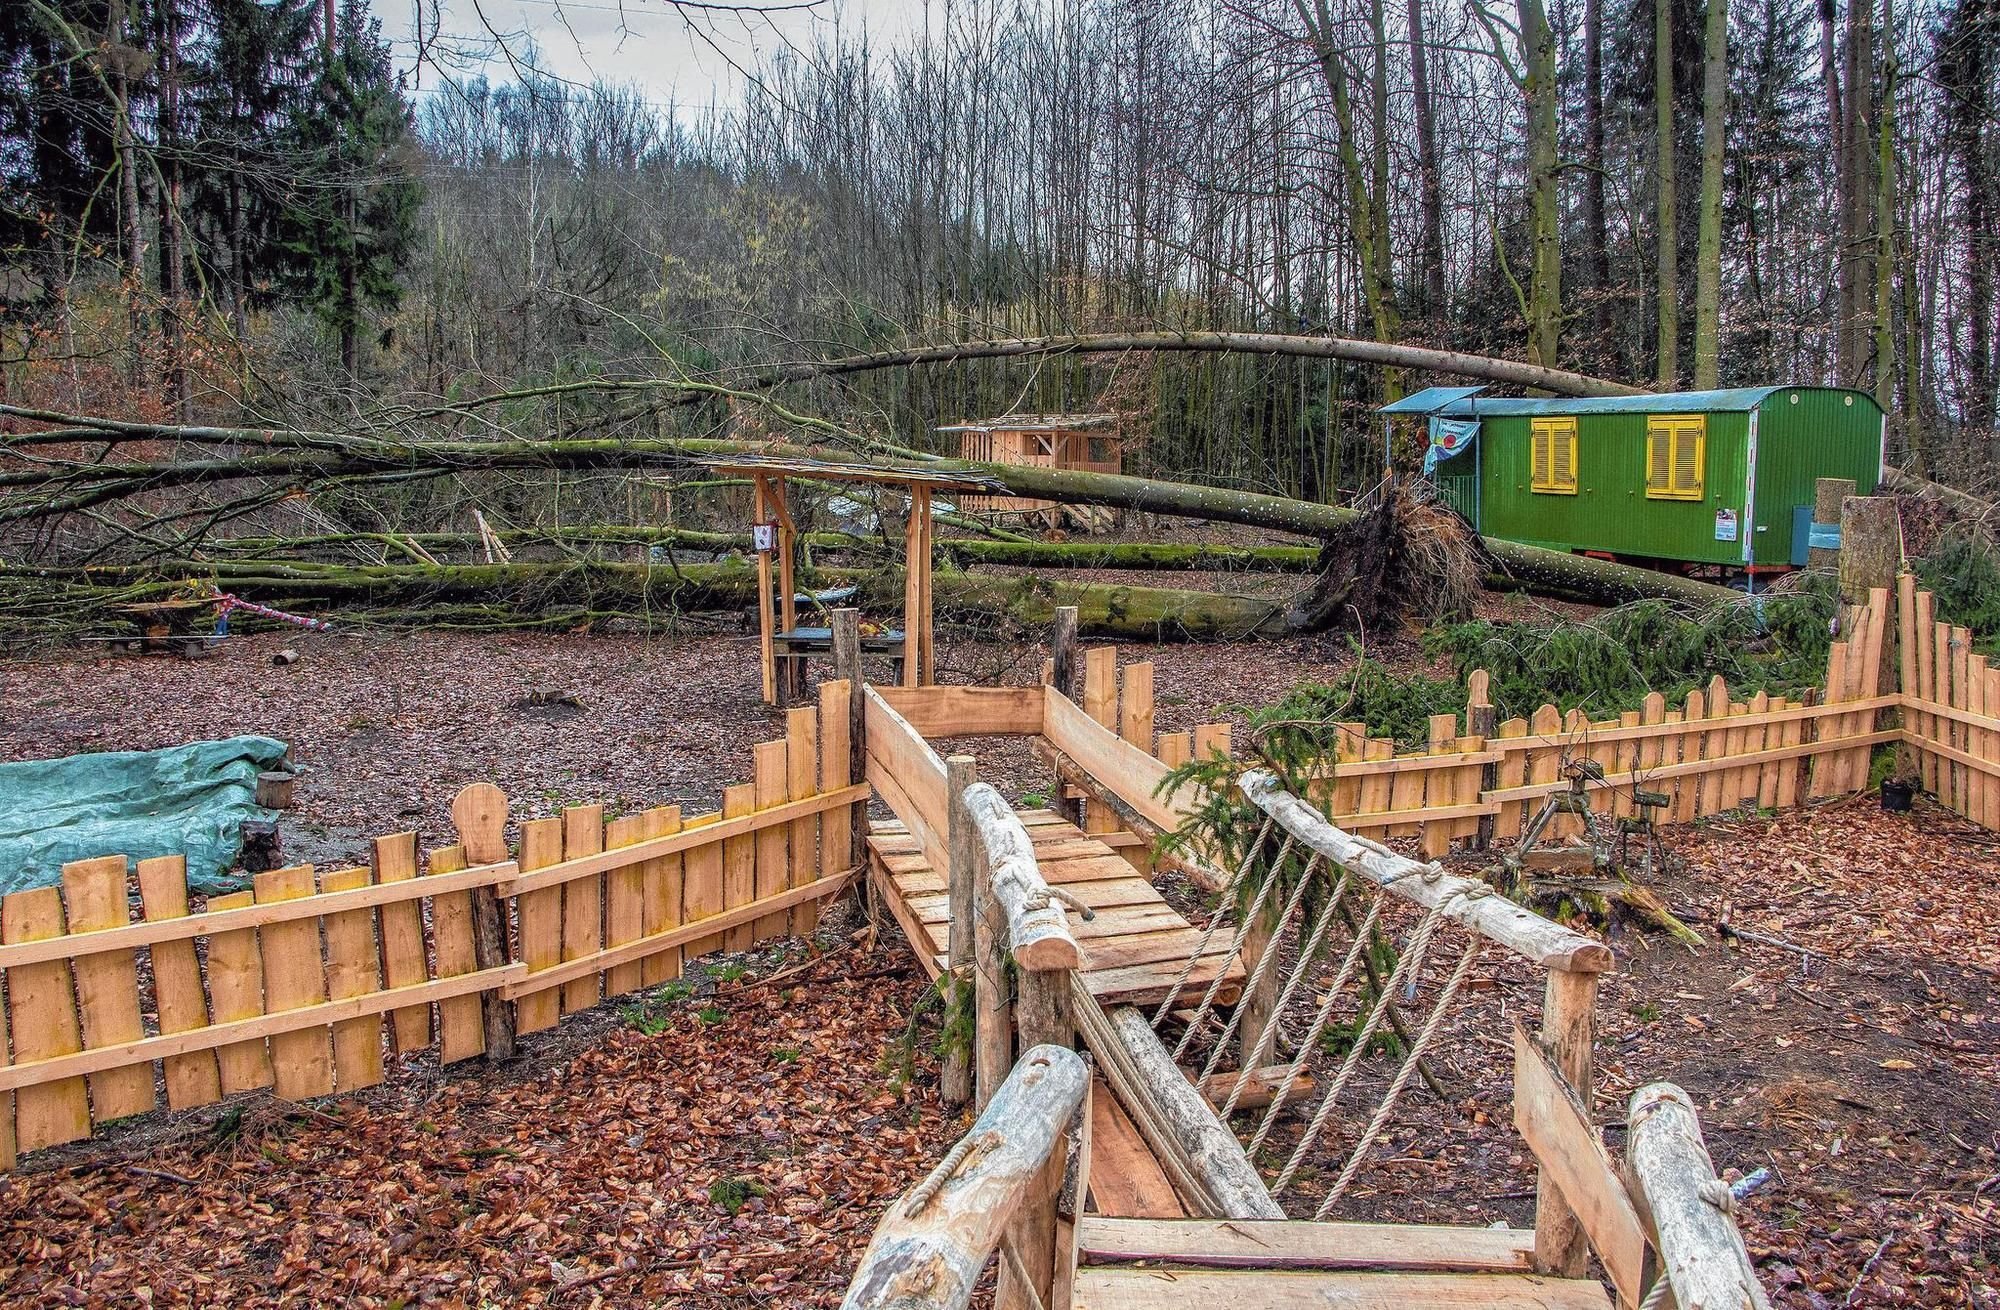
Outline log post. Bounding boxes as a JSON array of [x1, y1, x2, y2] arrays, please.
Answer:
[[841, 1045, 1088, 1310], [1840, 496, 1900, 700], [1626, 1083, 1775, 1309], [973, 834, 1013, 1112], [942, 755, 978, 1109], [1533, 968, 1602, 1277], [449, 783, 517, 1064], [832, 608, 870, 875], [1049, 606, 1081, 824], [1237, 912, 1278, 1073], [1003, 964, 1075, 1310]]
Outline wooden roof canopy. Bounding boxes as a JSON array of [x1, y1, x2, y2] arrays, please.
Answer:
[[704, 455, 1004, 705]]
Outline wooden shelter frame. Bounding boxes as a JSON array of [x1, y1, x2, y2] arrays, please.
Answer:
[[704, 457, 1002, 705]]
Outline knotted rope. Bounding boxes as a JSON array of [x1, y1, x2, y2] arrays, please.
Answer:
[[1216, 866, 1354, 1119], [1169, 834, 1296, 1060], [1268, 892, 1458, 1196], [1149, 817, 1273, 1029], [1243, 890, 1384, 1163], [1024, 885, 1097, 920], [1194, 850, 1323, 1083], [903, 1129, 997, 1215], [1313, 934, 1482, 1216]]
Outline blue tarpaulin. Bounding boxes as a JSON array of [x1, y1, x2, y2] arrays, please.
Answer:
[[0, 737, 290, 896]]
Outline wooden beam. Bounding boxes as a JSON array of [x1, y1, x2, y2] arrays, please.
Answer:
[[1073, 989, 1284, 1220], [756, 474, 777, 704], [0, 964, 526, 1094], [1533, 972, 1603, 1279], [876, 685, 1046, 737], [1075, 1217, 1536, 1274], [1512, 1021, 1647, 1306]]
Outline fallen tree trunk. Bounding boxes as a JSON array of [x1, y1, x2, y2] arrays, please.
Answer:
[[708, 331, 1643, 401], [5, 560, 1286, 641], [3, 425, 1738, 608]]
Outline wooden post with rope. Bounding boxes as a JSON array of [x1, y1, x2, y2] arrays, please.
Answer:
[[942, 755, 978, 1109]]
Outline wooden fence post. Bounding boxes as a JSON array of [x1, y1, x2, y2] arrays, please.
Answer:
[[943, 755, 979, 1109], [1050, 607, 1081, 824], [832, 608, 871, 875], [1003, 964, 1075, 1310], [1533, 969, 1601, 1277], [1468, 670, 1499, 850], [973, 838, 1014, 1112], [449, 782, 517, 1064]]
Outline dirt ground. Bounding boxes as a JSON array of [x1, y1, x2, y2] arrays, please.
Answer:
[[2, 627, 1996, 1307]]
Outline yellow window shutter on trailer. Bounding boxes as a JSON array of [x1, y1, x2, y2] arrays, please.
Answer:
[[1531, 417, 1577, 494], [1646, 415, 1704, 500]]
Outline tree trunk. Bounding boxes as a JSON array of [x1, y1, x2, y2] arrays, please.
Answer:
[[1583, 0, 1612, 344], [1692, 0, 1728, 389], [1408, 0, 1447, 318], [1839, 0, 1877, 385], [1656, 0, 1681, 388], [1523, 0, 1562, 370]]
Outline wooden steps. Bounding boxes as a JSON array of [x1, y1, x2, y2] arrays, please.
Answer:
[[1071, 1218, 1610, 1310], [865, 811, 1243, 1008]]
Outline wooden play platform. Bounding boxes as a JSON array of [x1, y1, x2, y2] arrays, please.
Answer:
[[866, 811, 1243, 1010]]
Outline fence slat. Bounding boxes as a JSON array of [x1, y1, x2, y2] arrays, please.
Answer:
[[684, 799, 727, 958], [372, 832, 432, 1053], [204, 888, 274, 1093], [788, 706, 821, 937], [254, 865, 334, 1100], [641, 806, 684, 985], [321, 866, 387, 1092], [1915, 590, 1937, 795], [427, 844, 484, 1064], [819, 677, 854, 897], [722, 782, 758, 953], [3, 886, 91, 1151], [754, 740, 792, 942], [560, 805, 605, 1015], [62, 856, 157, 1125], [136, 855, 222, 1109], [604, 814, 647, 998], [515, 818, 566, 1035]]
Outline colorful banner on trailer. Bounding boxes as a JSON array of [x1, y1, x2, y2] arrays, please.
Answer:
[[1424, 416, 1480, 474]]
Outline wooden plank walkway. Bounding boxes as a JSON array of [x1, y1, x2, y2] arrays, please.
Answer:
[[865, 809, 1243, 1010]]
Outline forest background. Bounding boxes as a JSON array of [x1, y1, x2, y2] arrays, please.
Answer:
[[3, 0, 1997, 531]]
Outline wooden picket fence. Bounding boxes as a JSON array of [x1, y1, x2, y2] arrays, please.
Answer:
[[1049, 594, 1901, 861], [0, 680, 867, 1173], [1898, 574, 2000, 826]]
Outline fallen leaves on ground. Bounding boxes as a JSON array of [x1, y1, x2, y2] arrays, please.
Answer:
[[0, 953, 959, 1308]]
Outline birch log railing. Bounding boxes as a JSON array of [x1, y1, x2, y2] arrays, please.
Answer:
[[1242, 768, 1772, 1310], [840, 1045, 1090, 1310]]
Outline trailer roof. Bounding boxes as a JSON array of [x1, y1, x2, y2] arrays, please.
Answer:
[[1411, 386, 1883, 418]]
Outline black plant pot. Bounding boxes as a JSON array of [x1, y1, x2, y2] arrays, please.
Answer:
[[1880, 778, 1915, 812]]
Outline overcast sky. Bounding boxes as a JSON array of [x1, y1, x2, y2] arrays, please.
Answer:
[[391, 0, 927, 109]]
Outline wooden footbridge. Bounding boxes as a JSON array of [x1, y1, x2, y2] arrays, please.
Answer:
[[831, 616, 1773, 1310]]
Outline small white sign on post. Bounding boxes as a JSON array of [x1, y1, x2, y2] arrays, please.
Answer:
[[752, 522, 778, 553]]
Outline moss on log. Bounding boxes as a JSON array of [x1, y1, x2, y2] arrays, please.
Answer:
[[11, 559, 1282, 642]]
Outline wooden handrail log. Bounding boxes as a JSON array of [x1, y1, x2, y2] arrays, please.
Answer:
[[961, 782, 1082, 971], [841, 1044, 1088, 1310], [1240, 770, 1612, 973], [1625, 1083, 1775, 1310], [1073, 986, 1284, 1220]]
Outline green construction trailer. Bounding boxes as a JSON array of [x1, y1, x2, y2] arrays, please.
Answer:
[[1387, 385, 1886, 575]]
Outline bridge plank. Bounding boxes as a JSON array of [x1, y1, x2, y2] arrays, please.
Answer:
[[1076, 1217, 1535, 1273], [1071, 1267, 1612, 1309]]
